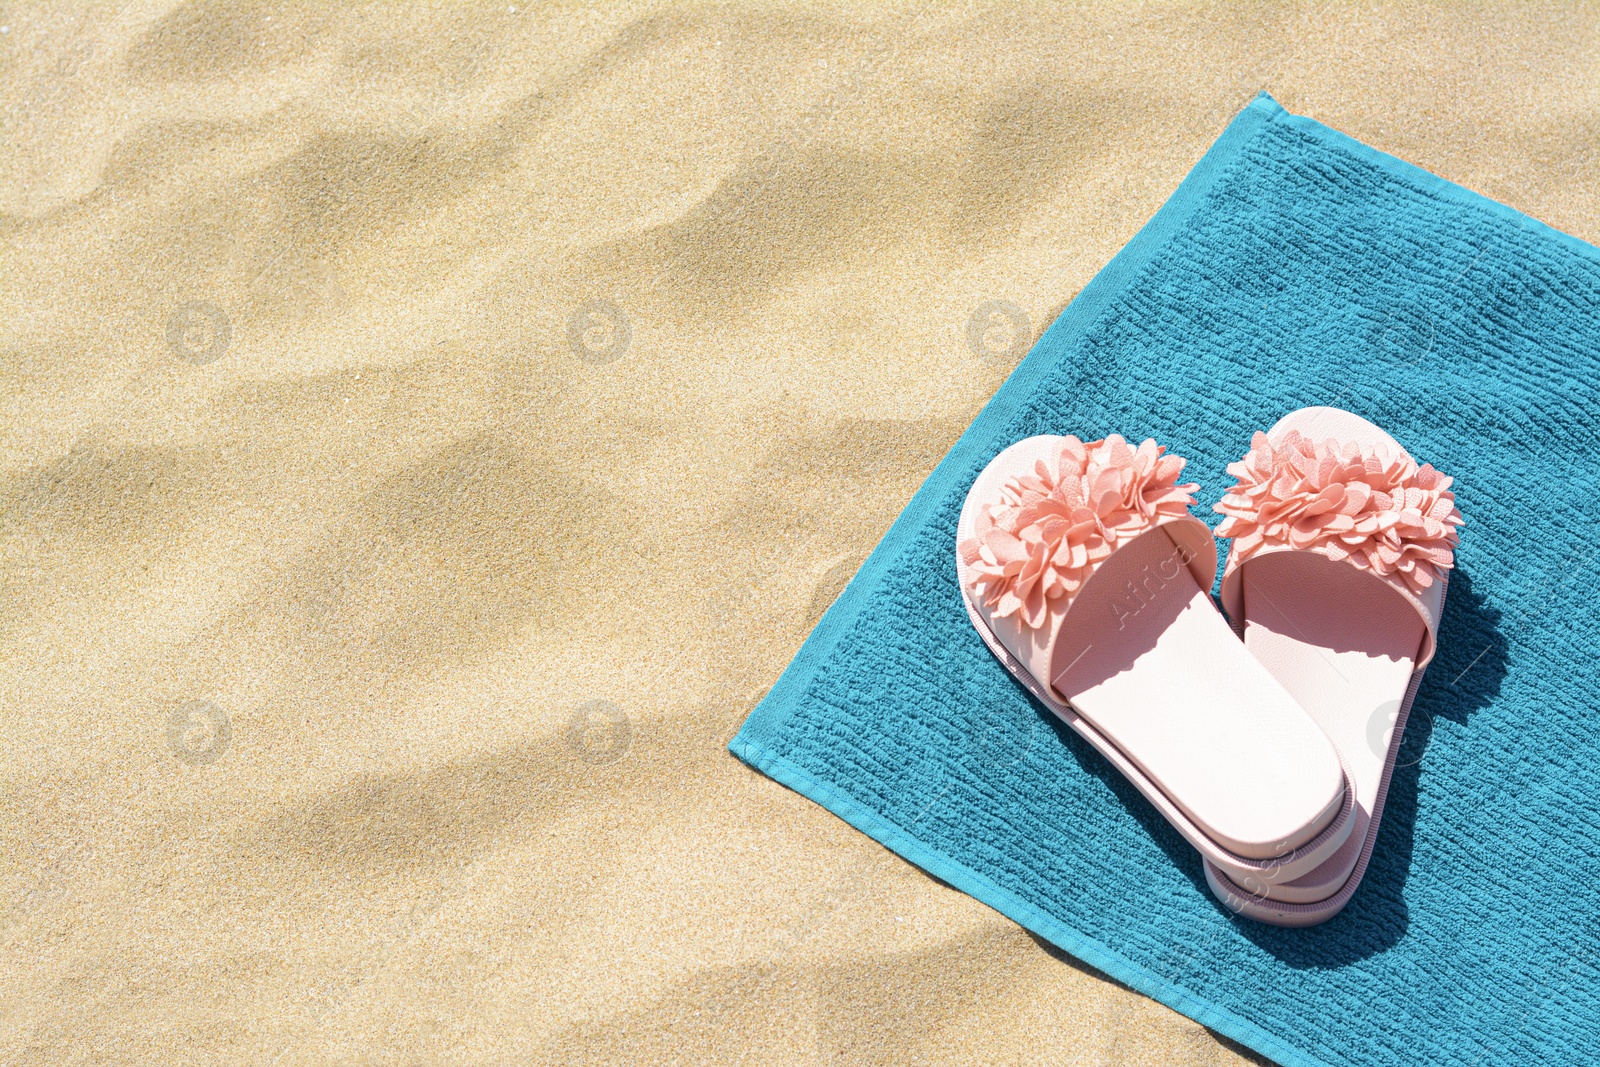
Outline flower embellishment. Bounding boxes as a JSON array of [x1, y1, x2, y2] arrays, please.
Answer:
[[1213, 430, 1463, 594], [960, 435, 1199, 629]]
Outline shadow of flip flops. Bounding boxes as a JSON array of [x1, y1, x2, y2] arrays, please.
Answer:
[[1013, 566, 1504, 967]]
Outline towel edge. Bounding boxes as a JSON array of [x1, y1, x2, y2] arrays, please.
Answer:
[[1270, 94, 1600, 267], [729, 90, 1281, 748], [727, 734, 1334, 1067]]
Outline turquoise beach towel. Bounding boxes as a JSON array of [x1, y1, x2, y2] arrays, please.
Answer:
[[729, 93, 1600, 1067]]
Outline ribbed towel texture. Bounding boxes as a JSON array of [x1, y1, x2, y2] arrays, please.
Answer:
[[729, 93, 1600, 1067]]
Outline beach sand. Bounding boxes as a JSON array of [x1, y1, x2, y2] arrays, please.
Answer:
[[2, 2, 1596, 1063]]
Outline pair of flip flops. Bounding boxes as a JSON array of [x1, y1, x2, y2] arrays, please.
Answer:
[[955, 406, 1462, 927]]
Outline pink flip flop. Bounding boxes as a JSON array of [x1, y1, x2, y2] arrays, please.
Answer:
[[956, 434, 1359, 889], [1202, 407, 1464, 926]]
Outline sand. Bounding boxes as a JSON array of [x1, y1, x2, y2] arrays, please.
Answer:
[[1, 2, 1596, 1063]]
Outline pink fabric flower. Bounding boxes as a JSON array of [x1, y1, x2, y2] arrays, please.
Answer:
[[1213, 430, 1463, 594], [960, 435, 1199, 630]]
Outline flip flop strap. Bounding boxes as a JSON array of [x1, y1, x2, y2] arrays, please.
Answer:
[[1214, 429, 1462, 667], [958, 435, 1215, 694]]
